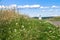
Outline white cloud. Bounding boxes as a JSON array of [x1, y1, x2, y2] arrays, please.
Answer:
[[10, 4, 17, 7], [0, 6, 2, 8], [18, 5, 29, 8], [41, 10, 46, 12], [18, 5, 40, 8], [0, 5, 40, 9], [40, 6, 49, 8], [0, 4, 17, 9], [30, 5, 40, 8], [51, 5, 60, 8], [51, 14, 59, 16], [40, 6, 44, 8], [0, 5, 5, 8], [52, 5, 56, 8], [0, 4, 60, 9], [8, 4, 17, 9]]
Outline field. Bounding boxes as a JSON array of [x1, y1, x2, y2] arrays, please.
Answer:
[[41, 17, 60, 26], [0, 10, 60, 40]]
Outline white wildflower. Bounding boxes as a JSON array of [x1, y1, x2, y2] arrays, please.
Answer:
[[16, 23, 18, 25], [23, 28, 25, 30], [49, 30, 52, 33], [14, 29, 17, 32], [22, 25, 24, 28]]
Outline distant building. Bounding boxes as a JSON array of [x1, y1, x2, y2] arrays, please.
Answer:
[[39, 15, 42, 20], [32, 15, 42, 20]]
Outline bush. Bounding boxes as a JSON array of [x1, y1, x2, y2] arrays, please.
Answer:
[[0, 10, 60, 40]]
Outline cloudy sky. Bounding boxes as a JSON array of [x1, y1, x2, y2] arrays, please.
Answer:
[[0, 0, 60, 17]]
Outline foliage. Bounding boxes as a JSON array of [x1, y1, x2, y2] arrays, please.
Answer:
[[0, 10, 60, 40]]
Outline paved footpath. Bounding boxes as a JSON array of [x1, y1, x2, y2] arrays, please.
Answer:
[[48, 21, 60, 27]]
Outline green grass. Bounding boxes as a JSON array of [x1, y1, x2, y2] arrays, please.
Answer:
[[0, 10, 60, 40], [53, 16, 60, 21], [45, 17, 60, 21]]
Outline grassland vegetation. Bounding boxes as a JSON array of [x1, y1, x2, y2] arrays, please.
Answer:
[[0, 10, 60, 40]]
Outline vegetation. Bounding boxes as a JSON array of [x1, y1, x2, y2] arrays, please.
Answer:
[[44, 16, 60, 21], [0, 10, 60, 40], [50, 17, 60, 21]]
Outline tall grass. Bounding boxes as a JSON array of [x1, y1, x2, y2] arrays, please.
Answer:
[[0, 10, 60, 40]]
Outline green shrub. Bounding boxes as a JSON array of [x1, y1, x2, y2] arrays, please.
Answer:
[[0, 10, 60, 40]]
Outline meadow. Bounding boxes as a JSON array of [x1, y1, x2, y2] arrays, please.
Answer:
[[0, 10, 60, 40]]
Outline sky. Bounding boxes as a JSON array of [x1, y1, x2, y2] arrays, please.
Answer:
[[0, 0, 60, 17]]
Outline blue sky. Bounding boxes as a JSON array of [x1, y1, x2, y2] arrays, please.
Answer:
[[0, 0, 60, 17]]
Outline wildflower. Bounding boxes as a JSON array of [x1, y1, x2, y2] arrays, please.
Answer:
[[16, 23, 18, 25], [49, 30, 52, 33], [23, 28, 25, 31], [22, 25, 24, 28], [14, 29, 17, 32]]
